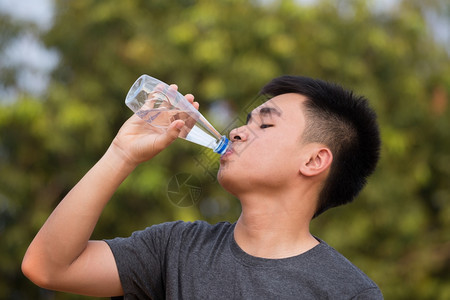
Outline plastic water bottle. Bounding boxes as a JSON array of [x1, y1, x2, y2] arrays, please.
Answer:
[[125, 75, 231, 155]]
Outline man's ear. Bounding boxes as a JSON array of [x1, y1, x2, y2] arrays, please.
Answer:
[[299, 146, 333, 177]]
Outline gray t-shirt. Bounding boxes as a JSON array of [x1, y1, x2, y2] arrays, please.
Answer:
[[106, 221, 382, 299]]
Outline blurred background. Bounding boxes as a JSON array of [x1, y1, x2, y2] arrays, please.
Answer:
[[0, 0, 449, 299]]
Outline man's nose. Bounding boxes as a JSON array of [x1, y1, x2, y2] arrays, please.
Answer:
[[230, 126, 248, 142]]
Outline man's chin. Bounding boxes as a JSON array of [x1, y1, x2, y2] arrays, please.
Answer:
[[217, 167, 231, 187], [216, 167, 227, 184]]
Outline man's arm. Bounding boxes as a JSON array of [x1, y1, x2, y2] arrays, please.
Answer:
[[22, 91, 196, 297], [22, 147, 135, 296]]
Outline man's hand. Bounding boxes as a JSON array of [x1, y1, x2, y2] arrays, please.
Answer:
[[110, 87, 198, 167]]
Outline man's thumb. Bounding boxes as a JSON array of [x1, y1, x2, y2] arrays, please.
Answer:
[[164, 120, 184, 143]]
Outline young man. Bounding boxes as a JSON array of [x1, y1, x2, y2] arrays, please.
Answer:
[[22, 75, 383, 299]]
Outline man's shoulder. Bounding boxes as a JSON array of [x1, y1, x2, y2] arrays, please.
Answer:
[[154, 220, 233, 232], [308, 238, 382, 297], [106, 220, 233, 249], [147, 220, 234, 241], [313, 239, 371, 275]]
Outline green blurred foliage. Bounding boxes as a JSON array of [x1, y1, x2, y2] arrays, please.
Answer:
[[1, 0, 449, 299]]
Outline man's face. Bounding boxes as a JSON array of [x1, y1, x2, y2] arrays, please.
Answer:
[[218, 93, 309, 194]]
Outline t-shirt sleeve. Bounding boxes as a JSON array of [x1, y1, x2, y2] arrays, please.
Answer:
[[104, 221, 185, 299]]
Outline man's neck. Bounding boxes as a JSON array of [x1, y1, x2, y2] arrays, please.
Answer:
[[233, 194, 319, 259]]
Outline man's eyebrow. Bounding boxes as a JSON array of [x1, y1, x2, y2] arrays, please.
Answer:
[[259, 107, 281, 116], [246, 107, 281, 124]]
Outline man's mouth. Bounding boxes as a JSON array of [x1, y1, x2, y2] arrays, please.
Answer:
[[220, 148, 233, 161]]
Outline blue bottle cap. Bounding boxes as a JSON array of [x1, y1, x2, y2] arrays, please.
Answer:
[[214, 136, 230, 155]]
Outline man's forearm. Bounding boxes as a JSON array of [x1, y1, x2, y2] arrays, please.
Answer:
[[22, 146, 136, 282]]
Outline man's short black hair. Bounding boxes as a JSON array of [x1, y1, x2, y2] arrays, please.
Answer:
[[260, 75, 381, 217]]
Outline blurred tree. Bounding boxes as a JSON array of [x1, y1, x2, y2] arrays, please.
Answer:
[[0, 12, 26, 94], [0, 0, 449, 299]]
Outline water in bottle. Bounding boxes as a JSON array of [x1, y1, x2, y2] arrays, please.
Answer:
[[125, 75, 230, 155]]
